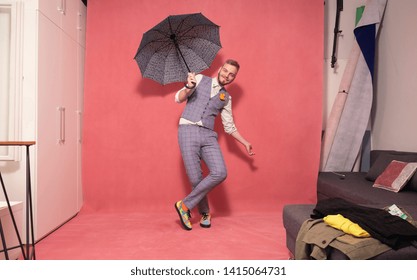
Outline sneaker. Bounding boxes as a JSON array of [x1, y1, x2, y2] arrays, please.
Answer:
[[174, 201, 192, 230], [200, 213, 211, 228]]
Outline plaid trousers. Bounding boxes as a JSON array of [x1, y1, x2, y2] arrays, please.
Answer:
[[178, 124, 227, 213]]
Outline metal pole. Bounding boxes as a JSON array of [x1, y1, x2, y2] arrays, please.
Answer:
[[26, 145, 36, 259], [331, 0, 343, 68]]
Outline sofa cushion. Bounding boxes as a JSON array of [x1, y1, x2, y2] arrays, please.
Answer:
[[373, 161, 417, 192], [282, 204, 316, 256], [366, 151, 417, 181]]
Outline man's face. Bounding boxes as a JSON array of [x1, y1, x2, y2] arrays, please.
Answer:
[[217, 63, 238, 86]]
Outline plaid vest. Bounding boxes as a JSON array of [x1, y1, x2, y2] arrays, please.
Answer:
[[181, 75, 230, 130]]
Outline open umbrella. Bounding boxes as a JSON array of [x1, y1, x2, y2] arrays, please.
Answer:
[[134, 13, 222, 85]]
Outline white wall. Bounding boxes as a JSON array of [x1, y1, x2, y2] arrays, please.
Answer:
[[324, 0, 417, 153], [372, 0, 417, 152]]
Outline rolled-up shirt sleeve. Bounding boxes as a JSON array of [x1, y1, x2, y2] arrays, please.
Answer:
[[174, 75, 202, 103], [221, 97, 237, 134], [175, 89, 183, 103], [175, 87, 195, 103]]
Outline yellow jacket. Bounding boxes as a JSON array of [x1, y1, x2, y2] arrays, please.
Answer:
[[324, 214, 370, 237]]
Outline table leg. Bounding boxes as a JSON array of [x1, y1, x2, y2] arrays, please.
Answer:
[[25, 145, 36, 260], [0, 172, 26, 259], [0, 219, 10, 259]]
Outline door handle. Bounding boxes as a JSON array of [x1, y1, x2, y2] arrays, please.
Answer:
[[58, 106, 65, 144]]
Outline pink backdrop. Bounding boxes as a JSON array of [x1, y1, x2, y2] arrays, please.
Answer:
[[82, 0, 323, 214]]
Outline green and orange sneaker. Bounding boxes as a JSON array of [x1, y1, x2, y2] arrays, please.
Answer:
[[174, 201, 192, 230], [200, 213, 211, 228]]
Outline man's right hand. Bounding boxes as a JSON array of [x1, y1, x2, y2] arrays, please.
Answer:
[[185, 72, 196, 89]]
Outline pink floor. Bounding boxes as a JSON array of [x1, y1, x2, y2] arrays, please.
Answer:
[[34, 210, 291, 260]]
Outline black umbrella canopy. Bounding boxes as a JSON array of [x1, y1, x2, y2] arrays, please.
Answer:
[[134, 13, 222, 85]]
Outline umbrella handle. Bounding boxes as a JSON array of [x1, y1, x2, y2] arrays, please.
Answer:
[[185, 82, 196, 89]]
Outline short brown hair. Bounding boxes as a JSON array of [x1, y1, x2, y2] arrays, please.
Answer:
[[225, 59, 240, 71]]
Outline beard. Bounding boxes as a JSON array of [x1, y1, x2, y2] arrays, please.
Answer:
[[217, 73, 228, 87]]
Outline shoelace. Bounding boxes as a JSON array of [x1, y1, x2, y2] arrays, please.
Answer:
[[201, 213, 209, 221]]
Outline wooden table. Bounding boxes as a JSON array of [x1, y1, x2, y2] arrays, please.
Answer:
[[0, 141, 36, 260]]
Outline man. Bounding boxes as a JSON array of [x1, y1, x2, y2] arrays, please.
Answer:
[[174, 59, 254, 230]]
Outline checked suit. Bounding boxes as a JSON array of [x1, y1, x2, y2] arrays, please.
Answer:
[[178, 75, 231, 214]]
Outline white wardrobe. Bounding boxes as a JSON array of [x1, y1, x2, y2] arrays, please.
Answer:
[[22, 0, 86, 240]]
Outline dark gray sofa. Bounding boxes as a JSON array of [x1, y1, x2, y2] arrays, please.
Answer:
[[283, 150, 417, 259]]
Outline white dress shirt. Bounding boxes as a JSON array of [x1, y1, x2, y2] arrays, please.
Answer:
[[175, 74, 237, 134]]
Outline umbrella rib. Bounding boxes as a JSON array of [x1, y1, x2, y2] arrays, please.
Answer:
[[174, 15, 206, 39], [153, 40, 174, 52], [154, 27, 171, 38], [174, 14, 189, 36], [176, 14, 219, 37], [179, 35, 221, 46], [138, 34, 173, 54], [137, 35, 168, 56], [177, 25, 204, 37]]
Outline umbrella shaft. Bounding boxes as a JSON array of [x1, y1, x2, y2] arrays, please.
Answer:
[[168, 16, 191, 73], [171, 35, 191, 73]]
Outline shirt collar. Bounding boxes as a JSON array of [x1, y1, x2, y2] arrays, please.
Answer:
[[212, 79, 224, 91]]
